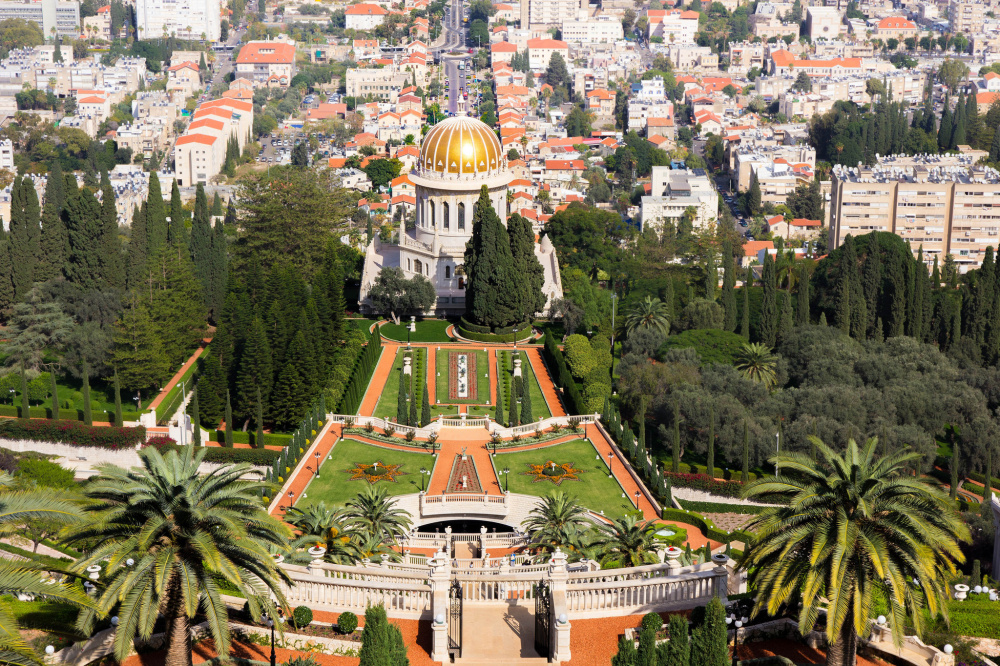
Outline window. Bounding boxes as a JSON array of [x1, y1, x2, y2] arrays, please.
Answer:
[[443, 201, 450, 230], [458, 202, 465, 230], [445, 265, 451, 279], [408, 258, 412, 271], [414, 259, 422, 273], [429, 200, 435, 227]]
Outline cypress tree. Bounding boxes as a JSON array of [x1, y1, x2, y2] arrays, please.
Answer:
[[208, 222, 228, 319], [612, 635, 638, 666], [887, 253, 906, 337], [760, 253, 777, 346], [10, 177, 40, 299], [421, 384, 431, 426], [127, 201, 148, 289], [520, 373, 533, 424], [255, 386, 265, 449], [49, 369, 59, 420], [82, 361, 92, 426], [146, 172, 168, 258], [950, 430, 960, 500], [19, 369, 28, 419], [741, 266, 751, 339], [672, 398, 680, 473], [637, 625, 657, 666], [0, 240, 13, 313], [938, 98, 953, 151], [169, 178, 187, 246], [409, 374, 417, 427], [706, 404, 715, 477], [966, 92, 981, 147], [704, 246, 716, 300], [742, 419, 750, 483], [114, 367, 122, 426], [495, 375, 504, 424], [862, 234, 882, 335], [236, 317, 272, 422], [211, 192, 224, 217], [99, 172, 125, 289], [975, 247, 996, 344], [659, 615, 689, 666], [721, 240, 736, 331], [507, 377, 518, 426], [190, 183, 213, 300], [225, 390, 234, 447], [64, 188, 104, 289], [983, 449, 994, 519], [508, 213, 545, 320], [191, 389, 201, 446], [39, 161, 67, 281], [778, 291, 793, 343], [952, 95, 967, 147], [796, 263, 810, 325], [224, 198, 237, 228], [397, 370, 407, 424], [464, 185, 520, 328], [747, 172, 761, 216]]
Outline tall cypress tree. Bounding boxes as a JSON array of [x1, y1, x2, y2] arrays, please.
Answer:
[[760, 253, 777, 346], [146, 172, 168, 258], [19, 369, 28, 420], [706, 405, 715, 477], [208, 222, 228, 319], [672, 398, 681, 473], [464, 185, 520, 328], [49, 369, 59, 420], [82, 361, 92, 426], [778, 291, 794, 344], [64, 188, 104, 289], [225, 390, 234, 447], [495, 375, 504, 425], [796, 263, 810, 325], [211, 192, 224, 217], [10, 177, 40, 299], [938, 97, 953, 151], [224, 198, 237, 228], [983, 449, 994, 519], [950, 430, 960, 500], [39, 161, 67, 281], [742, 419, 750, 483], [422, 383, 431, 426], [520, 373, 533, 424], [741, 266, 751, 339], [114, 367, 123, 426], [190, 183, 213, 303], [127, 201, 148, 289], [507, 378, 518, 426], [396, 369, 407, 424], [99, 172, 125, 289], [169, 178, 187, 246], [191, 389, 201, 447], [721, 241, 736, 331], [508, 213, 545, 321]]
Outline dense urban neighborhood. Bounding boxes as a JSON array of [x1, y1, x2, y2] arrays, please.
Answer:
[[0, 0, 999, 665]]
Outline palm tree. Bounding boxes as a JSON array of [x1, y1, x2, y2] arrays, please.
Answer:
[[624, 296, 671, 337], [0, 474, 89, 666], [734, 342, 777, 390], [522, 491, 591, 555], [591, 515, 659, 567], [343, 485, 413, 546], [286, 502, 364, 565], [741, 437, 969, 666], [63, 447, 294, 666]]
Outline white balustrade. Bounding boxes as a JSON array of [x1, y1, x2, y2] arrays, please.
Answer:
[[420, 493, 509, 517]]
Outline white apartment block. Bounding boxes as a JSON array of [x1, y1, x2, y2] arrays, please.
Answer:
[[521, 0, 585, 28], [667, 44, 718, 71], [641, 167, 719, 233], [526, 38, 569, 69], [0, 139, 13, 171], [0, 0, 80, 37], [345, 65, 411, 102], [234, 41, 296, 87], [646, 9, 699, 43], [136, 0, 221, 42], [949, 0, 992, 34], [829, 155, 1000, 272], [560, 15, 623, 43], [173, 98, 253, 186], [731, 142, 816, 192]]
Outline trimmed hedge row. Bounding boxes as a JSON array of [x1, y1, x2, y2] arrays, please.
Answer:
[[459, 316, 490, 334], [945, 598, 1000, 638], [543, 333, 582, 414], [458, 326, 533, 343], [459, 316, 532, 336], [0, 419, 146, 449], [157, 444, 281, 465], [673, 461, 763, 482], [661, 507, 754, 544], [664, 471, 744, 498], [337, 327, 382, 414], [0, 405, 141, 424], [677, 498, 767, 515], [208, 430, 293, 447]]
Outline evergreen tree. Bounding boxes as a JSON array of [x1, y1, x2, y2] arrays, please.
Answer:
[[664, 278, 675, 322], [99, 172, 124, 289], [637, 624, 656, 666], [983, 449, 994, 519], [704, 246, 716, 300], [19, 369, 28, 419], [508, 213, 545, 320], [421, 383, 431, 426], [658, 615, 690, 666], [721, 241, 736, 331], [966, 92, 981, 147], [408, 375, 417, 427], [0, 241, 14, 314], [690, 597, 728, 666], [397, 370, 408, 425], [938, 98, 953, 151], [63, 187, 104, 289], [224, 198, 237, 228], [127, 201, 148, 289], [464, 186, 520, 328], [612, 634, 638, 666], [359, 605, 409, 666], [195, 353, 225, 428], [145, 172, 168, 258], [190, 183, 213, 301], [862, 234, 882, 336], [38, 161, 67, 281], [9, 177, 40, 299], [706, 405, 715, 477], [672, 398, 681, 473], [741, 267, 751, 339], [952, 95, 967, 147], [147, 244, 207, 367], [950, 430, 960, 500], [82, 361, 92, 425], [495, 374, 504, 425], [207, 222, 228, 320], [742, 419, 750, 483], [114, 367, 122, 426], [746, 173, 761, 216], [110, 294, 169, 397], [759, 253, 777, 346], [255, 387, 265, 448], [169, 178, 187, 246], [225, 390, 234, 447], [778, 291, 794, 343], [796, 263, 810, 325], [49, 369, 59, 420], [235, 317, 273, 423], [507, 377, 518, 426], [520, 372, 533, 424], [191, 389, 201, 446], [211, 192, 224, 217], [991, 119, 1000, 162]]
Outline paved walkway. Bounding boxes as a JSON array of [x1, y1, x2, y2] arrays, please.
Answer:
[[525, 347, 566, 417], [148, 338, 211, 410], [271, 423, 344, 520], [426, 431, 502, 495], [358, 344, 396, 417]]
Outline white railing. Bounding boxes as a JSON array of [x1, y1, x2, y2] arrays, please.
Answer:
[[420, 492, 509, 517], [325, 413, 600, 442], [440, 417, 490, 427], [481, 533, 530, 548], [453, 574, 548, 603], [281, 570, 432, 618], [565, 567, 723, 618]]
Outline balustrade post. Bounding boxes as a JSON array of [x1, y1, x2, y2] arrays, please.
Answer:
[[711, 553, 730, 605], [429, 549, 452, 663], [549, 549, 571, 663]]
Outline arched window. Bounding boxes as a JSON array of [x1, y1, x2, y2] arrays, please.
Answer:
[[429, 200, 436, 228], [407, 258, 412, 271], [443, 201, 450, 230], [414, 259, 423, 274], [445, 265, 451, 279], [458, 202, 465, 230]]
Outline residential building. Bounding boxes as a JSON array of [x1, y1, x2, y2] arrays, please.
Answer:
[[491, 41, 518, 63], [641, 167, 718, 233], [527, 38, 569, 69], [874, 16, 918, 41], [234, 41, 297, 87], [0, 0, 80, 37], [646, 9, 700, 43], [0, 139, 13, 171], [520, 0, 584, 29], [83, 4, 112, 41], [731, 142, 816, 192], [586, 88, 616, 121], [135, 0, 221, 41], [806, 6, 844, 38], [346, 64, 411, 102], [345, 3, 388, 30], [749, 3, 800, 40], [667, 44, 718, 71], [727, 41, 766, 75], [829, 154, 1000, 272], [166, 61, 201, 97], [949, 0, 991, 34], [560, 14, 623, 43], [173, 98, 254, 186]]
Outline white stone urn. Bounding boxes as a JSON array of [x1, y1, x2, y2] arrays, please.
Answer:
[[712, 553, 729, 566], [87, 565, 102, 581], [954, 583, 970, 601]]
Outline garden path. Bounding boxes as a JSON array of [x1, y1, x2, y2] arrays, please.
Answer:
[[272, 423, 344, 520], [148, 338, 210, 410], [524, 347, 565, 417], [358, 344, 397, 417]]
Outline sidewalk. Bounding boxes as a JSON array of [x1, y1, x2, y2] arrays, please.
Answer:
[[525, 347, 566, 417]]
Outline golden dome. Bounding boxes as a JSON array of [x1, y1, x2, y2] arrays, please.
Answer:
[[419, 115, 505, 177]]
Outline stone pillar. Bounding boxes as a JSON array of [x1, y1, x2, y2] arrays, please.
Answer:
[[429, 549, 452, 663], [513, 358, 522, 378], [307, 547, 326, 576], [548, 548, 571, 663], [711, 553, 729, 604], [403, 356, 412, 375]]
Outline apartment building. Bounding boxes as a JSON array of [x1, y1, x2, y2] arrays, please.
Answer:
[[83, 4, 112, 41], [806, 6, 844, 38], [235, 41, 296, 87], [727, 41, 767, 75], [731, 142, 816, 192], [526, 38, 569, 69], [949, 0, 992, 34], [166, 61, 200, 97], [667, 44, 718, 71], [173, 98, 253, 186], [345, 64, 411, 102], [646, 9, 700, 43], [0, 139, 13, 171], [135, 0, 221, 41], [749, 3, 800, 40], [520, 0, 584, 29], [873, 16, 918, 41], [641, 167, 719, 233], [560, 15, 623, 43], [344, 3, 388, 29], [0, 0, 80, 37], [829, 154, 1000, 272]]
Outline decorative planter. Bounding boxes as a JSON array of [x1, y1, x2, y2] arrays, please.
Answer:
[[953, 583, 969, 601]]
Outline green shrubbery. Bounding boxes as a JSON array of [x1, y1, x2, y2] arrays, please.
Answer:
[[337, 611, 358, 634], [0, 419, 146, 449], [291, 606, 313, 630]]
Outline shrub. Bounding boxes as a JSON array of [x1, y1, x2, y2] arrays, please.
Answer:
[[337, 611, 358, 634], [15, 458, 74, 489], [145, 435, 177, 449], [664, 471, 743, 498], [564, 334, 595, 379], [156, 445, 280, 465], [641, 612, 663, 632], [283, 657, 319, 666], [291, 605, 313, 630], [0, 419, 146, 449], [458, 327, 532, 343]]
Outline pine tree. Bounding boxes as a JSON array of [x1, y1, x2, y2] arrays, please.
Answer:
[[63, 188, 104, 289], [190, 183, 213, 303], [114, 367, 122, 425], [464, 186, 520, 328], [110, 294, 169, 397], [721, 241, 736, 331], [741, 267, 751, 339], [225, 390, 234, 447], [99, 172, 125, 289], [145, 172, 168, 258], [421, 383, 431, 426], [236, 317, 273, 423], [49, 369, 59, 420], [82, 361, 92, 425], [38, 161, 67, 281], [759, 253, 777, 346], [672, 398, 681, 473], [255, 386, 265, 449], [169, 178, 187, 246]]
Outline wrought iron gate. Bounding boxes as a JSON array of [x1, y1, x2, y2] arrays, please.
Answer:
[[534, 581, 552, 660], [448, 579, 462, 659]]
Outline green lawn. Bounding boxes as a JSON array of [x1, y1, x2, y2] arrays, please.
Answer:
[[497, 350, 551, 422], [380, 319, 454, 342], [373, 348, 427, 420], [495, 439, 633, 519], [435, 349, 491, 406], [297, 438, 435, 508]]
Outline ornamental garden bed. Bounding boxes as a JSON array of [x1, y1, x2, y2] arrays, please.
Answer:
[[435, 349, 489, 405], [379, 319, 454, 343]]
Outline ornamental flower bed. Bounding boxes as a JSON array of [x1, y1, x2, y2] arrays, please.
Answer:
[[523, 461, 584, 485], [448, 352, 478, 401], [0, 419, 146, 449], [664, 471, 744, 498]]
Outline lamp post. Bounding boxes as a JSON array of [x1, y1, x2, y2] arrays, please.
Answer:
[[420, 467, 428, 491], [502, 467, 510, 492], [314, 451, 320, 478], [265, 615, 277, 666], [634, 490, 640, 509], [608, 451, 614, 478]]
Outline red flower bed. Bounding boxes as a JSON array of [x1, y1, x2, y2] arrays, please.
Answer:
[[0, 419, 147, 450], [448, 352, 478, 400]]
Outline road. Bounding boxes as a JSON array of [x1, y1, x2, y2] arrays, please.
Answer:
[[431, 0, 472, 116]]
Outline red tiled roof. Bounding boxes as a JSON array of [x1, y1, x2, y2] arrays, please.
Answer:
[[176, 134, 220, 146], [236, 41, 296, 64], [345, 3, 388, 14]]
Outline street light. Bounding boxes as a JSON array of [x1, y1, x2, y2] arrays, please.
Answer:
[[265, 615, 277, 666], [608, 451, 614, 478], [502, 467, 510, 492], [609, 292, 618, 383], [314, 451, 320, 478], [420, 467, 428, 491], [634, 490, 640, 509]]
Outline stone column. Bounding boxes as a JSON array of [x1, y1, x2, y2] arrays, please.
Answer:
[[711, 553, 730, 604], [429, 549, 452, 663], [548, 548, 571, 663]]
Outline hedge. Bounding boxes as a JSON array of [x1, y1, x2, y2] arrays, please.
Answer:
[[661, 507, 755, 545], [664, 471, 744, 498], [156, 444, 281, 465], [677, 498, 768, 515], [0, 405, 141, 424], [543, 333, 582, 414], [336, 327, 382, 414], [458, 326, 533, 343], [672, 461, 763, 482], [459, 316, 490, 334], [208, 430, 293, 447], [0, 419, 146, 449], [945, 598, 1000, 638]]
